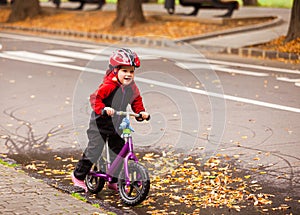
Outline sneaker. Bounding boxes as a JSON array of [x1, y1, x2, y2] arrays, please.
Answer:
[[71, 173, 88, 192], [107, 182, 118, 191]]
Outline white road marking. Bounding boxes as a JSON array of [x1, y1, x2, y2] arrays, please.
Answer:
[[82, 49, 114, 55], [276, 77, 300, 82], [176, 62, 269, 77], [192, 58, 300, 75], [4, 51, 74, 63], [176, 62, 217, 70], [277, 77, 300, 87], [44, 50, 107, 61], [214, 66, 269, 77], [137, 77, 300, 113], [1, 32, 299, 75], [0, 52, 98, 72], [0, 32, 102, 49], [83, 49, 159, 60], [1, 52, 299, 113]]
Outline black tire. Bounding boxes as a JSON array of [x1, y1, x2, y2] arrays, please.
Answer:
[[118, 163, 150, 206], [85, 164, 105, 194]]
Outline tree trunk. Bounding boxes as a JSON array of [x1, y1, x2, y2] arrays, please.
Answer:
[[243, 0, 258, 6], [285, 0, 300, 42], [112, 0, 145, 28], [8, 0, 41, 22]]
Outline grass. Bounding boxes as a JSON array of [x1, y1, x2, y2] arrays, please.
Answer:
[[71, 192, 87, 202], [258, 0, 293, 8], [92, 203, 100, 208], [0, 158, 18, 168]]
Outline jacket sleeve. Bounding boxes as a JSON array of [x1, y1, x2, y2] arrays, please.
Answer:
[[90, 83, 115, 115], [130, 84, 145, 114]]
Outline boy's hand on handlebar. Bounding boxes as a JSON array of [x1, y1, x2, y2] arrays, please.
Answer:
[[139, 111, 150, 120], [103, 107, 115, 116]]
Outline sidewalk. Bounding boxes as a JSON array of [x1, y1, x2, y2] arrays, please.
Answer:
[[0, 163, 107, 215]]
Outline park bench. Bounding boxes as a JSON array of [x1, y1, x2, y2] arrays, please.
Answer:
[[164, 0, 239, 17]]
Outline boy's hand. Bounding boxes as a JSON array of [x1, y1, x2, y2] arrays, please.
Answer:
[[103, 107, 115, 116], [139, 111, 150, 120]]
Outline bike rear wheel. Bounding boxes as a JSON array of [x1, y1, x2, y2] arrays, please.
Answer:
[[118, 162, 150, 206], [85, 164, 105, 194]]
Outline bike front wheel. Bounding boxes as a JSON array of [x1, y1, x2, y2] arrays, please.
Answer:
[[118, 162, 150, 206]]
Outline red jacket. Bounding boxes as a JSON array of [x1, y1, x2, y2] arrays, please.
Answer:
[[90, 71, 145, 115], [89, 71, 145, 134]]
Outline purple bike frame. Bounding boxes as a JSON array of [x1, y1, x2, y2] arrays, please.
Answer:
[[89, 137, 138, 185]]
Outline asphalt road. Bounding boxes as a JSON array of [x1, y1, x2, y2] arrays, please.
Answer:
[[1, 32, 299, 212]]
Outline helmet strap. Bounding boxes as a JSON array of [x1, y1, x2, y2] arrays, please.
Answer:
[[113, 67, 119, 75]]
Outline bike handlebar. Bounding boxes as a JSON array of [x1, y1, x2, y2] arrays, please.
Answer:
[[101, 109, 150, 121], [115, 111, 140, 118]]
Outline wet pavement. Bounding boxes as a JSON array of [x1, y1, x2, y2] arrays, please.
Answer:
[[3, 150, 299, 215]]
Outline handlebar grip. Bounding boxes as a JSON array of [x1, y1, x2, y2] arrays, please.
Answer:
[[135, 114, 143, 122], [146, 115, 151, 121], [135, 114, 151, 122]]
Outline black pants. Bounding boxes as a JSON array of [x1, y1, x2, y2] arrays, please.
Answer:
[[74, 113, 125, 181]]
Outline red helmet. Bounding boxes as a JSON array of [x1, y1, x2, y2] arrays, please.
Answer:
[[109, 48, 140, 68]]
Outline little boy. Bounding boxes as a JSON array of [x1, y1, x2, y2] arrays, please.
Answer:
[[72, 48, 149, 191]]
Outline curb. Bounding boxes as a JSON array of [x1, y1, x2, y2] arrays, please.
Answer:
[[224, 46, 300, 61], [0, 24, 171, 47], [175, 15, 282, 43], [193, 44, 300, 61]]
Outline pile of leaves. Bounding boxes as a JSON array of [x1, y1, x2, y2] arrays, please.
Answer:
[[254, 36, 300, 54], [138, 152, 276, 214]]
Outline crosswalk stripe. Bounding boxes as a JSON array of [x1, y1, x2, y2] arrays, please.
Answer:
[[276, 77, 300, 82], [44, 50, 107, 61], [83, 49, 159, 60], [4, 51, 74, 63], [277, 77, 300, 87], [213, 66, 269, 77], [176, 62, 269, 77], [82, 48, 113, 55]]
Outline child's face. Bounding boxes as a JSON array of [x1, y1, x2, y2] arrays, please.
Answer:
[[117, 66, 135, 86]]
